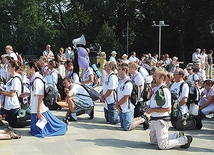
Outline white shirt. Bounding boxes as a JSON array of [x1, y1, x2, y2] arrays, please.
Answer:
[[138, 67, 149, 80], [128, 56, 139, 63], [117, 78, 134, 113], [199, 69, 206, 81], [4, 74, 22, 110], [192, 52, 200, 62], [103, 72, 118, 104], [8, 51, 18, 61], [82, 67, 94, 86], [69, 71, 80, 83], [188, 74, 199, 86], [131, 72, 144, 91], [43, 50, 54, 62], [30, 72, 49, 113], [70, 83, 93, 106], [200, 53, 207, 64], [170, 81, 189, 114], [109, 56, 117, 64], [150, 84, 171, 117], [49, 69, 59, 91]]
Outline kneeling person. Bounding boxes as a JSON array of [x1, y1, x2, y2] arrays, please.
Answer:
[[116, 63, 147, 131], [145, 70, 193, 150], [62, 77, 94, 121]]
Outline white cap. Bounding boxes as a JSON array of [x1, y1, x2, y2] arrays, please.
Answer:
[[111, 51, 117, 54]]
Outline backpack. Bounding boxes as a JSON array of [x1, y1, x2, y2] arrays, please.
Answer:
[[78, 84, 100, 101], [11, 76, 31, 116], [31, 77, 55, 108], [56, 73, 66, 100], [141, 83, 152, 102], [170, 82, 185, 122], [188, 86, 200, 104], [123, 80, 139, 105]]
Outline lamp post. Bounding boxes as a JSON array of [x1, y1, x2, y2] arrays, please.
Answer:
[[210, 23, 214, 35], [152, 20, 169, 58], [122, 21, 129, 56]]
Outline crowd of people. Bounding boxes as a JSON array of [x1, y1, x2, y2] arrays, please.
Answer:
[[0, 44, 213, 150]]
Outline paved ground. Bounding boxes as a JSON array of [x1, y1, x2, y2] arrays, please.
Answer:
[[0, 86, 214, 155]]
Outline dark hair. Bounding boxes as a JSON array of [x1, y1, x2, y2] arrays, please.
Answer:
[[203, 79, 213, 86], [64, 60, 73, 66], [5, 56, 12, 61], [63, 76, 72, 83], [48, 60, 58, 68], [9, 60, 20, 71], [118, 63, 129, 74], [27, 59, 41, 72]]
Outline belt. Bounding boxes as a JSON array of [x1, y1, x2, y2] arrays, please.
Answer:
[[150, 116, 170, 121]]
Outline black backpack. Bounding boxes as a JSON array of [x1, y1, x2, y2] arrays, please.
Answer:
[[56, 73, 66, 100], [141, 83, 152, 102], [123, 80, 139, 105]]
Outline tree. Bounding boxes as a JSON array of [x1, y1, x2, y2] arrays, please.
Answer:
[[96, 22, 119, 56]]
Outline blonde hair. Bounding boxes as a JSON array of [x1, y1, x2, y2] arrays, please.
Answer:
[[6, 45, 13, 51], [128, 61, 138, 70]]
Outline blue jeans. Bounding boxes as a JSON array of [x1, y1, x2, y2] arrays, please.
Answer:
[[104, 102, 118, 124], [119, 109, 134, 131]]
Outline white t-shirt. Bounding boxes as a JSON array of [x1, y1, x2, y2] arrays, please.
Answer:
[[109, 56, 117, 64], [170, 81, 189, 114], [30, 72, 49, 113], [128, 56, 139, 63], [49, 69, 59, 91], [103, 72, 118, 104], [8, 52, 18, 61], [188, 74, 199, 86], [199, 69, 206, 81], [69, 71, 80, 83], [200, 53, 207, 64], [70, 83, 93, 106], [117, 78, 134, 113], [4, 74, 22, 110], [138, 67, 149, 80], [131, 72, 144, 91], [150, 84, 171, 117], [192, 52, 200, 62]]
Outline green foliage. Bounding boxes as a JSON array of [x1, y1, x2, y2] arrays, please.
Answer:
[[0, 0, 213, 62], [95, 22, 119, 56]]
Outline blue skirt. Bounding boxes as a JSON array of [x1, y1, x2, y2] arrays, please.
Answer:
[[30, 110, 67, 138]]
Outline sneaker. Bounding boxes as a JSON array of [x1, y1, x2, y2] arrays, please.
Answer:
[[88, 109, 94, 119], [180, 136, 193, 149], [8, 131, 21, 139], [67, 116, 77, 121]]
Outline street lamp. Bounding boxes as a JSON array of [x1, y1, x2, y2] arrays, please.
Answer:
[[152, 20, 169, 58], [122, 21, 129, 56], [210, 23, 214, 35]]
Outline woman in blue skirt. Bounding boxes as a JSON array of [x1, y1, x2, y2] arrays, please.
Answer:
[[21, 59, 67, 138]]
